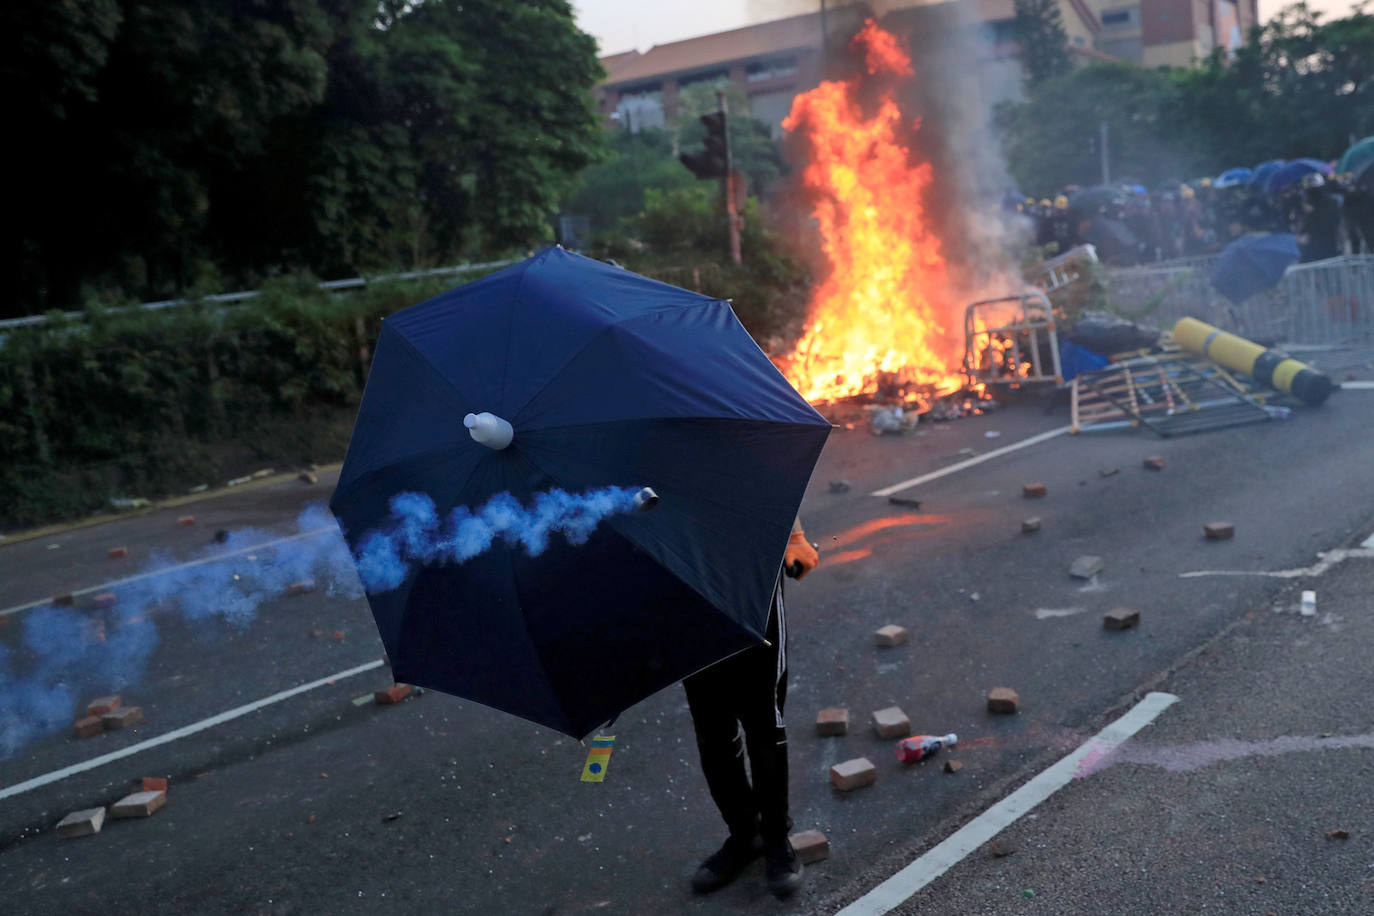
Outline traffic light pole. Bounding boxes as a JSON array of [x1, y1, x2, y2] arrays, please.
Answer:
[[718, 91, 742, 266]]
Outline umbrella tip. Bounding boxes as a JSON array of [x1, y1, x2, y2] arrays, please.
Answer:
[[465, 412, 514, 450], [633, 487, 659, 511]]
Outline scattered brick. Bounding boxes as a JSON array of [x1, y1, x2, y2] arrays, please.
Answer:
[[86, 695, 122, 717], [1328, 829, 1350, 840], [102, 706, 144, 730], [790, 830, 830, 865], [284, 580, 316, 597], [1204, 522, 1235, 541], [871, 706, 910, 739], [141, 777, 168, 793], [1022, 517, 1041, 534], [107, 547, 128, 559], [987, 687, 1020, 714], [1143, 456, 1166, 470], [73, 716, 104, 739], [815, 708, 850, 737], [1104, 608, 1141, 631], [943, 759, 964, 774], [331, 630, 346, 642], [298, 471, 319, 485], [56, 808, 106, 839], [887, 495, 922, 509], [829, 757, 877, 791], [987, 839, 1017, 858], [177, 515, 195, 526], [1069, 555, 1105, 579], [374, 684, 413, 705], [1022, 483, 1047, 499], [875, 624, 908, 647], [111, 789, 166, 819], [53, 593, 76, 606], [828, 479, 851, 493], [92, 592, 118, 608]]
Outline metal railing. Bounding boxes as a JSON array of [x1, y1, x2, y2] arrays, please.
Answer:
[[0, 259, 516, 332], [1105, 254, 1374, 346]]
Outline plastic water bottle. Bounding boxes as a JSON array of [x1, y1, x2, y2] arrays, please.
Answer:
[[895, 733, 958, 764]]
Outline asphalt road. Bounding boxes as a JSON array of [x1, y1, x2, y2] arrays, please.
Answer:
[[2, 355, 1373, 915]]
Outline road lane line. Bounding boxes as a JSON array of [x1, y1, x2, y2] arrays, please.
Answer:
[[1341, 381, 1374, 390], [1179, 547, 1374, 579], [835, 691, 1179, 916], [0, 658, 385, 802], [0, 526, 338, 618], [1362, 531, 1374, 549], [870, 426, 1073, 497]]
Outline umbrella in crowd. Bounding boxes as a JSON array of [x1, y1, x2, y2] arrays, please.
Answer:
[[330, 247, 831, 739], [1081, 218, 1139, 263], [1249, 159, 1287, 190], [1209, 233, 1300, 304], [1215, 167, 1254, 188], [1068, 185, 1124, 217], [1335, 136, 1374, 177], [1263, 159, 1331, 195]]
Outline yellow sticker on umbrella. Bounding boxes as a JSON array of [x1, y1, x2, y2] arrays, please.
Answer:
[[580, 735, 616, 782]]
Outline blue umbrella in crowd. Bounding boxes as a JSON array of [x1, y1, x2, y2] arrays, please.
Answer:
[[329, 248, 830, 739], [1249, 159, 1286, 190], [1263, 159, 1331, 195], [1209, 233, 1300, 304], [1215, 167, 1254, 188]]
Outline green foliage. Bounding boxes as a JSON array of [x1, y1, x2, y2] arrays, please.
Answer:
[[1014, 0, 1073, 89], [5, 0, 605, 317], [563, 129, 696, 233], [1001, 3, 1374, 194]]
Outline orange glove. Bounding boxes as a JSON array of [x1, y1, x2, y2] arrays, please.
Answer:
[[784, 530, 819, 580]]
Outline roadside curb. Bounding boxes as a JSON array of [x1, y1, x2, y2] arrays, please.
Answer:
[[0, 463, 343, 551]]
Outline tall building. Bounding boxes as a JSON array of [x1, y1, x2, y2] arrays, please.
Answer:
[[1088, 0, 1259, 66]]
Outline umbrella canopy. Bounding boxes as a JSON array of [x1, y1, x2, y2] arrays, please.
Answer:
[[1215, 167, 1254, 188], [1081, 217, 1140, 264], [1336, 136, 1374, 177], [1209, 233, 1299, 304], [1068, 185, 1125, 217], [1249, 159, 1286, 189], [1263, 159, 1330, 195], [330, 248, 831, 739]]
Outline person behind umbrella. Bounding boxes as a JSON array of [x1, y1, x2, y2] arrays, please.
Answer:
[[684, 518, 819, 898]]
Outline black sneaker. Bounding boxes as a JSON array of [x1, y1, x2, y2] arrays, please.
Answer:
[[691, 834, 761, 894], [764, 839, 804, 898]]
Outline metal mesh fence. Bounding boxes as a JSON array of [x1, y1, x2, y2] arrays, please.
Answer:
[[1105, 254, 1374, 346]]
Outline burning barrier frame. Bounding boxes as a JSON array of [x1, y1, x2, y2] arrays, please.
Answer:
[[962, 290, 1064, 391]]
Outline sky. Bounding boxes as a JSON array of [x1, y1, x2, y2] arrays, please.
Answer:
[[573, 0, 1364, 55]]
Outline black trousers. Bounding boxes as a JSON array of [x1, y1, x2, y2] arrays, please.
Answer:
[[682, 579, 790, 843]]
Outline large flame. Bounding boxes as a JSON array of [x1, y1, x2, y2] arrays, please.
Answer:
[[779, 19, 962, 403]]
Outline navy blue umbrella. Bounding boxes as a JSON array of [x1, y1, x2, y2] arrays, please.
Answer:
[[329, 247, 830, 738], [1249, 159, 1286, 190], [1209, 233, 1299, 304], [1215, 167, 1254, 188], [1263, 159, 1330, 195]]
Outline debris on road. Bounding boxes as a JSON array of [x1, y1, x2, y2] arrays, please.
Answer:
[[107, 547, 128, 559], [871, 706, 910, 738], [1328, 828, 1350, 840], [111, 790, 166, 818], [987, 839, 1016, 857], [875, 624, 908, 647], [1023, 483, 1047, 499], [374, 684, 413, 705], [1022, 517, 1042, 534], [1069, 555, 1105, 579], [381, 811, 404, 823], [1144, 456, 1166, 470], [830, 757, 877, 791], [177, 515, 195, 526], [987, 688, 1020, 714], [284, 579, 316, 597], [102, 707, 144, 730], [1301, 590, 1317, 617], [142, 777, 168, 792], [53, 593, 75, 606], [213, 529, 229, 543], [816, 708, 850, 736], [227, 475, 253, 487], [332, 630, 346, 642], [896, 733, 957, 764], [299, 471, 319, 485], [72, 716, 104, 739], [93, 592, 118, 608], [87, 695, 122, 717], [887, 495, 922, 509], [1204, 522, 1236, 541], [790, 830, 830, 864], [1103, 608, 1141, 630], [251, 468, 274, 480], [943, 759, 963, 773], [56, 808, 106, 839], [828, 479, 851, 493], [1099, 467, 1120, 478]]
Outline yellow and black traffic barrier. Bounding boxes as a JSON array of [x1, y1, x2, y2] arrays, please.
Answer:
[[1172, 318, 1333, 406]]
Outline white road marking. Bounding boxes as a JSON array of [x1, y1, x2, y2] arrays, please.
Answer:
[[0, 526, 337, 618], [1362, 531, 1374, 549], [871, 426, 1073, 498], [0, 658, 385, 802], [1180, 548, 1374, 579], [1340, 381, 1374, 390], [834, 691, 1179, 916], [1034, 607, 1088, 619]]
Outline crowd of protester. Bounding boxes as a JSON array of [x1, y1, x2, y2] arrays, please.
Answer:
[[1008, 164, 1373, 267]]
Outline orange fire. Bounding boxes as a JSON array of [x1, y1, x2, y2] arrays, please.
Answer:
[[779, 19, 962, 403]]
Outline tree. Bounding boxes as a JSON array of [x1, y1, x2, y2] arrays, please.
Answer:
[[1014, 0, 1073, 89]]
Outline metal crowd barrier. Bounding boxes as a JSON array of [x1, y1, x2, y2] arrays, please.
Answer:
[[1105, 254, 1374, 347]]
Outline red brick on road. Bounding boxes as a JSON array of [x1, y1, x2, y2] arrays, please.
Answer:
[[374, 684, 413, 705], [102, 707, 144, 730], [72, 716, 104, 739], [987, 687, 1020, 714], [86, 695, 122, 717]]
